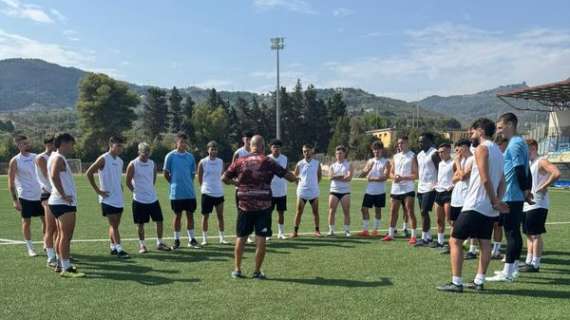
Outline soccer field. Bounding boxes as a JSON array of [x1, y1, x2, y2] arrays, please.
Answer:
[[1, 176, 569, 320]]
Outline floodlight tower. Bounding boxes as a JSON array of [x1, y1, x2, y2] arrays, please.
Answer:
[[271, 37, 285, 139]]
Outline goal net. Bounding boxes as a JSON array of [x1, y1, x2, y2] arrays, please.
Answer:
[[67, 159, 83, 174]]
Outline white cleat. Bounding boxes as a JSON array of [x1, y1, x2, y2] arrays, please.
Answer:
[[487, 272, 514, 282], [327, 231, 335, 237], [27, 248, 37, 257], [201, 240, 208, 246], [246, 237, 255, 244], [219, 239, 230, 245], [266, 237, 271, 241], [345, 231, 352, 238], [138, 245, 148, 254], [494, 270, 519, 279], [277, 233, 288, 240]]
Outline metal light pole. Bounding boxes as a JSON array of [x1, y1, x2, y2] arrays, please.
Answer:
[[271, 37, 285, 139]]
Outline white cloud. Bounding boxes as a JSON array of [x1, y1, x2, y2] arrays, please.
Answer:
[[63, 29, 79, 41], [332, 8, 353, 17], [253, 0, 317, 14], [49, 8, 66, 22], [195, 79, 234, 89], [0, 0, 56, 23], [360, 31, 392, 38], [325, 23, 570, 100]]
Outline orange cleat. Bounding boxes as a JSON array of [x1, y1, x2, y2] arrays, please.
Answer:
[[314, 231, 322, 237], [357, 230, 370, 237], [382, 235, 394, 241], [371, 230, 380, 237], [408, 236, 417, 245]]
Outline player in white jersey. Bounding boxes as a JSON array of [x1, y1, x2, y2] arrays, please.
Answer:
[[292, 144, 322, 237], [86, 136, 129, 258], [384, 136, 418, 244], [415, 133, 440, 246], [358, 141, 390, 237], [8, 134, 45, 257], [48, 133, 85, 277], [268, 139, 289, 240], [232, 131, 254, 243], [431, 143, 453, 249], [437, 118, 508, 292], [197, 141, 228, 245], [126, 142, 171, 253], [36, 136, 58, 266], [327, 145, 353, 237], [519, 139, 560, 273]]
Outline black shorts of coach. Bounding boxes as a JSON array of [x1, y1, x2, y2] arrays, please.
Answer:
[[450, 206, 462, 222], [362, 193, 386, 208], [132, 200, 163, 224], [451, 210, 495, 240], [272, 196, 287, 212], [40, 192, 50, 202], [101, 203, 123, 216], [48, 205, 76, 218], [417, 191, 436, 213], [435, 190, 452, 206], [523, 208, 548, 236], [170, 198, 197, 214], [19, 198, 44, 219], [236, 207, 272, 238], [390, 191, 415, 202], [201, 194, 224, 214]]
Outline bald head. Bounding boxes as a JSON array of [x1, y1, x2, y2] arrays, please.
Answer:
[[250, 135, 265, 154]]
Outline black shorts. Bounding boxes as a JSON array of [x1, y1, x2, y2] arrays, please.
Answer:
[[101, 203, 123, 216], [48, 205, 76, 218], [452, 210, 496, 240], [300, 197, 318, 205], [390, 191, 415, 201], [523, 208, 548, 235], [40, 192, 50, 202], [201, 194, 224, 214], [417, 191, 436, 213], [132, 200, 163, 224], [19, 198, 44, 219], [170, 199, 197, 214], [450, 206, 462, 221], [236, 208, 272, 237], [362, 193, 386, 208], [272, 196, 287, 212], [330, 192, 350, 201], [435, 190, 452, 206]]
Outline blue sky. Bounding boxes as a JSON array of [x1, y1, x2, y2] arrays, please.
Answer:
[[1, 0, 569, 100]]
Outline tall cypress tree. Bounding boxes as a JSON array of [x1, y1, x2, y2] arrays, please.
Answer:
[[169, 86, 183, 133]]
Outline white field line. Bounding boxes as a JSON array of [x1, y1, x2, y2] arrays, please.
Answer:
[[1, 221, 569, 246]]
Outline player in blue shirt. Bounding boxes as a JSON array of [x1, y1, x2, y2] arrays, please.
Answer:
[[163, 132, 199, 249]]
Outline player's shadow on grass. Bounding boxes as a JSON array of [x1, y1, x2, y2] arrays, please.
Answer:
[[484, 288, 570, 299], [269, 276, 393, 288], [518, 276, 570, 286], [544, 250, 570, 256], [134, 248, 234, 264], [540, 257, 570, 266]]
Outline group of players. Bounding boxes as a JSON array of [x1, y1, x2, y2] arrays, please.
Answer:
[[7, 112, 560, 286]]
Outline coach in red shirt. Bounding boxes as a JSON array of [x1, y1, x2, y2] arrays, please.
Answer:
[[222, 135, 298, 280]]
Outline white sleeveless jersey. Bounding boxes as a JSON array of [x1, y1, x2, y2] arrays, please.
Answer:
[[200, 157, 224, 197], [417, 147, 437, 193], [329, 160, 351, 193], [269, 154, 288, 198], [451, 156, 473, 207], [435, 159, 454, 192], [296, 158, 320, 199], [524, 157, 550, 211], [462, 141, 504, 217], [13, 153, 42, 201], [366, 158, 388, 195], [35, 153, 52, 193], [130, 158, 158, 204], [48, 152, 77, 206], [391, 151, 415, 195], [98, 152, 124, 208], [234, 147, 251, 159]]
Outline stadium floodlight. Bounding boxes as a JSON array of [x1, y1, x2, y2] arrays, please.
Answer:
[[271, 37, 285, 140]]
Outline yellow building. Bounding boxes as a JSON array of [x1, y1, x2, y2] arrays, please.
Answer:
[[366, 128, 398, 149], [442, 130, 470, 142]]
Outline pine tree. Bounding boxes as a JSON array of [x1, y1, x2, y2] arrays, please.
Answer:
[[143, 87, 169, 141], [169, 86, 183, 133]]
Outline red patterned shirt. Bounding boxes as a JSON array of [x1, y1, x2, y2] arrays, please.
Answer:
[[224, 154, 288, 211]]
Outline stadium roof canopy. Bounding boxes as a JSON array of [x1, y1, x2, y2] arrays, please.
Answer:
[[497, 79, 570, 112]]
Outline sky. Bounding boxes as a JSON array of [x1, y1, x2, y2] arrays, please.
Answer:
[[1, 0, 569, 101]]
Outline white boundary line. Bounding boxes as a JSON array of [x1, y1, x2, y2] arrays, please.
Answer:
[[1, 221, 569, 246]]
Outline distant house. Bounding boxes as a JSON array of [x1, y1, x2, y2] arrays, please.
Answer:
[[366, 128, 398, 149], [442, 130, 470, 142]]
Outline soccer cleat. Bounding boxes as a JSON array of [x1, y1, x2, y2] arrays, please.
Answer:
[[246, 237, 255, 244], [290, 232, 299, 238], [53, 262, 62, 273], [219, 239, 230, 245], [402, 229, 410, 238], [252, 271, 267, 280], [487, 272, 514, 282], [430, 241, 445, 249], [408, 236, 417, 245], [327, 230, 335, 237], [357, 230, 370, 237], [47, 258, 58, 268], [138, 245, 148, 254], [172, 239, 181, 250], [382, 235, 394, 241], [465, 252, 477, 260], [110, 249, 118, 255], [277, 233, 288, 240], [371, 230, 380, 237], [314, 231, 322, 237], [436, 282, 463, 293], [491, 252, 503, 260], [519, 264, 540, 273], [414, 239, 429, 247], [117, 250, 130, 259], [27, 248, 37, 257], [201, 240, 208, 246], [266, 237, 271, 242], [465, 281, 484, 291], [60, 266, 86, 278], [156, 243, 172, 251], [188, 238, 200, 249], [345, 231, 351, 238], [231, 270, 244, 279]]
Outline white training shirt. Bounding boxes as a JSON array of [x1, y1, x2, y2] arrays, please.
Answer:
[[417, 147, 438, 193], [391, 151, 415, 195], [462, 140, 504, 217], [234, 147, 251, 159], [435, 159, 454, 192], [130, 158, 158, 204], [329, 160, 351, 193], [13, 153, 42, 201], [296, 158, 320, 200], [35, 153, 52, 193], [524, 157, 550, 211], [366, 158, 388, 195], [48, 152, 77, 206], [200, 157, 224, 197], [97, 152, 124, 208], [269, 154, 288, 198], [450, 156, 473, 207]]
